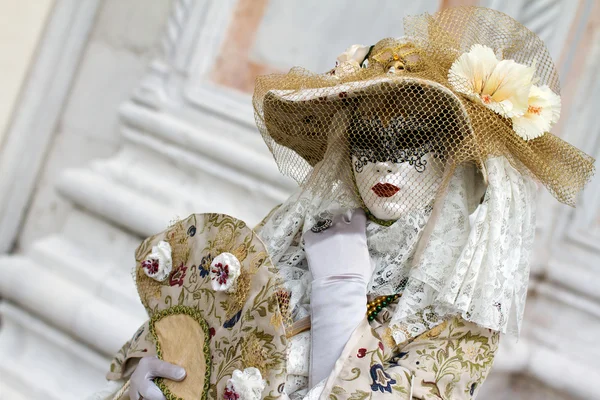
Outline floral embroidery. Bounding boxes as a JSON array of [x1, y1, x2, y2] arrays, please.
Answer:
[[142, 259, 159, 274], [210, 252, 242, 292], [213, 263, 229, 284], [322, 316, 499, 399], [200, 254, 213, 267], [370, 364, 396, 393], [169, 263, 187, 287], [412, 318, 498, 398], [470, 382, 477, 396], [223, 387, 239, 400], [389, 351, 409, 366], [132, 326, 145, 342], [188, 225, 197, 237], [199, 254, 212, 277], [223, 310, 242, 328], [107, 213, 288, 398], [195, 264, 207, 278], [464, 341, 484, 365]]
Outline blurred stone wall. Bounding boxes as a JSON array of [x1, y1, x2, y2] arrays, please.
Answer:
[[0, 1, 598, 399]]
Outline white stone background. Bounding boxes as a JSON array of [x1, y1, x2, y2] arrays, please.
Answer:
[[0, 0, 598, 399]]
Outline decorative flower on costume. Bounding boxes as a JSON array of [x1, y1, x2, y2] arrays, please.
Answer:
[[369, 364, 396, 393], [337, 44, 370, 65], [512, 84, 561, 140], [168, 263, 187, 287], [333, 44, 369, 76], [449, 44, 534, 119], [141, 240, 172, 281], [199, 254, 212, 277], [223, 309, 242, 328], [448, 44, 561, 141], [464, 341, 484, 364], [210, 252, 241, 292], [224, 368, 266, 400]]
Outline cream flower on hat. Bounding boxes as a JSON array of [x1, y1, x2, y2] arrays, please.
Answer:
[[336, 44, 370, 65], [449, 44, 535, 119], [333, 44, 370, 78], [512, 84, 561, 140]]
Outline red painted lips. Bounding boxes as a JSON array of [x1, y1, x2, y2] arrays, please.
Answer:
[[372, 183, 400, 197]]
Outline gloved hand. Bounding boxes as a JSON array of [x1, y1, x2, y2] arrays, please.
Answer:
[[304, 209, 373, 387], [129, 356, 186, 400], [304, 208, 372, 280]]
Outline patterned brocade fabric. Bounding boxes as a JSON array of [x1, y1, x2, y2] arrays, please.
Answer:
[[320, 309, 499, 400], [106, 213, 289, 399], [105, 213, 499, 400], [107, 322, 153, 381]]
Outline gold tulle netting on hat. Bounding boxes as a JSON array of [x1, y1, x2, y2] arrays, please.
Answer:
[[253, 6, 594, 217]]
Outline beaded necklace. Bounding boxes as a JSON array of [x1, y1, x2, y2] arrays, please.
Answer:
[[367, 293, 401, 321]]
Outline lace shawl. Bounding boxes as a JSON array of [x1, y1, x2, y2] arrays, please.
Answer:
[[256, 156, 536, 346]]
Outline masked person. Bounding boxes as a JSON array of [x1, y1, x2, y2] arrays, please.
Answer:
[[93, 6, 594, 400]]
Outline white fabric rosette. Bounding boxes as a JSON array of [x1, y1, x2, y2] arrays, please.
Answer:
[[141, 240, 172, 281], [210, 252, 242, 293], [225, 368, 266, 400]]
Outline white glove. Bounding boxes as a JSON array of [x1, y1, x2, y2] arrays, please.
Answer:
[[304, 209, 373, 386], [129, 356, 186, 400]]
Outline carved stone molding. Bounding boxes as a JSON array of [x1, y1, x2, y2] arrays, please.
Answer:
[[0, 1, 599, 399], [0, 0, 102, 253]]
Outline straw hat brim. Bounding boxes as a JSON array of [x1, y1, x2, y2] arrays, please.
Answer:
[[263, 76, 473, 167]]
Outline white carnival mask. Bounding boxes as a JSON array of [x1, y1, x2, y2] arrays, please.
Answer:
[[352, 152, 442, 221]]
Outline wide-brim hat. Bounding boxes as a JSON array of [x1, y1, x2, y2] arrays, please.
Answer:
[[253, 6, 594, 206], [263, 76, 475, 168]]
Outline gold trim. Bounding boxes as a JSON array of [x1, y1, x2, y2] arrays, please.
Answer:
[[149, 305, 212, 400]]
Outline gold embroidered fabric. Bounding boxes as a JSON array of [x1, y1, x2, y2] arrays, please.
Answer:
[[109, 214, 288, 399], [253, 6, 594, 209], [321, 315, 499, 399]]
